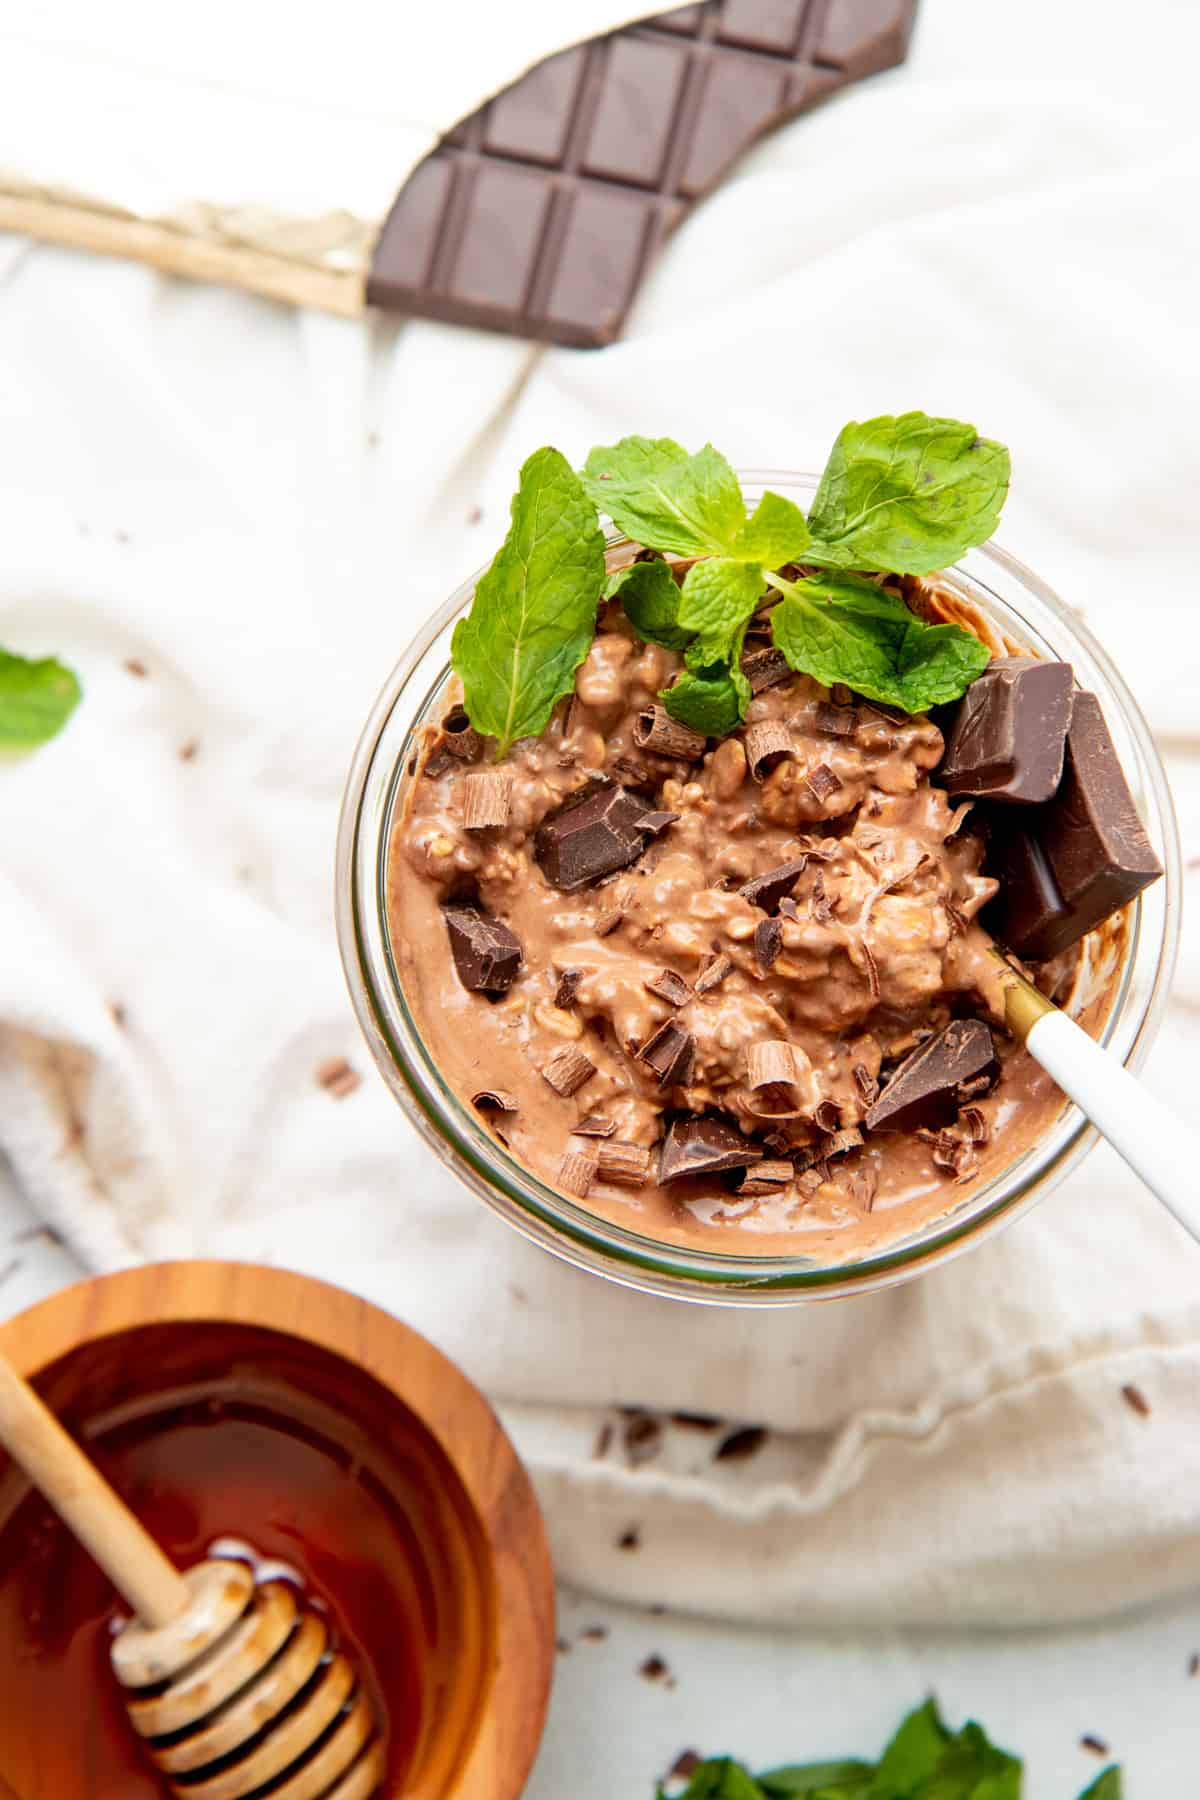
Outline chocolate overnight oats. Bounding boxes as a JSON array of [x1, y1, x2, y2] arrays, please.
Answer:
[[384, 417, 1163, 1260]]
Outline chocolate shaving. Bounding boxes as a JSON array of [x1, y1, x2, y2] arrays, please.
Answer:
[[805, 762, 843, 804], [1121, 1383, 1151, 1418], [668, 1751, 702, 1784], [714, 1425, 768, 1462], [737, 1160, 794, 1196], [622, 1412, 663, 1466], [637, 1020, 695, 1088], [315, 1056, 361, 1099], [944, 898, 969, 937], [572, 1113, 617, 1138], [616, 1526, 641, 1551], [824, 1127, 864, 1160], [633, 704, 707, 761], [744, 720, 793, 782], [814, 700, 856, 737], [814, 1099, 842, 1135], [739, 857, 809, 914], [558, 1149, 598, 1197], [460, 769, 511, 830], [741, 646, 791, 693], [754, 916, 783, 970], [852, 1063, 879, 1107], [695, 951, 733, 994], [472, 1087, 518, 1113], [645, 969, 692, 1008], [931, 1131, 974, 1177], [597, 1140, 652, 1187], [422, 746, 456, 780], [555, 968, 582, 1010], [861, 941, 881, 1000], [830, 684, 854, 706], [956, 1070, 995, 1103], [640, 1655, 670, 1683], [542, 1044, 596, 1097], [810, 869, 834, 924], [442, 705, 482, 760], [959, 1105, 990, 1145]]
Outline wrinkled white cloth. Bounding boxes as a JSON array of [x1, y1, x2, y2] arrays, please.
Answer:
[[2, 0, 1200, 1630]]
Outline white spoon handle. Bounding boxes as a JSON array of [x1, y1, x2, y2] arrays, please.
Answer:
[[1024, 1005, 1200, 1243]]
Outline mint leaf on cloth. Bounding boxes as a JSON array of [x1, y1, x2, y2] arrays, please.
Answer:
[[770, 571, 989, 712], [606, 558, 691, 651], [678, 558, 767, 663], [451, 446, 605, 756], [0, 648, 82, 747], [757, 1761, 875, 1796], [583, 436, 747, 557], [1076, 1773, 1122, 1800], [734, 490, 811, 565], [663, 663, 750, 737], [805, 412, 1010, 576]]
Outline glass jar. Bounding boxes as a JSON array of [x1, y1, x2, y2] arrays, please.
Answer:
[[335, 474, 1180, 1305]]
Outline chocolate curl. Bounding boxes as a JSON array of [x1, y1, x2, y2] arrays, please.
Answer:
[[460, 769, 512, 830], [740, 647, 791, 694], [442, 705, 483, 760], [744, 1040, 818, 1119], [559, 1150, 598, 1197], [633, 704, 707, 761], [744, 721, 793, 782], [472, 1087, 518, 1113], [645, 969, 692, 1008], [542, 1044, 596, 1097], [596, 1141, 652, 1186]]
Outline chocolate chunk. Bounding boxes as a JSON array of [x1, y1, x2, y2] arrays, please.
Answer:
[[637, 1020, 695, 1087], [805, 762, 843, 804], [367, 3, 917, 349], [572, 1113, 617, 1138], [555, 968, 582, 1010], [986, 692, 1161, 958], [741, 646, 792, 693], [940, 657, 1075, 804], [754, 916, 783, 970], [814, 700, 857, 738], [542, 1044, 596, 1097], [645, 968, 692, 1008], [658, 1116, 763, 1184], [443, 902, 523, 993], [535, 785, 677, 890], [694, 951, 733, 994], [866, 1019, 999, 1134], [739, 857, 809, 913], [633, 704, 707, 760]]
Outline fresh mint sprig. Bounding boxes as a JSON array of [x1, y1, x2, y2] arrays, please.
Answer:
[[0, 647, 82, 748], [451, 447, 605, 758], [660, 1698, 1121, 1800]]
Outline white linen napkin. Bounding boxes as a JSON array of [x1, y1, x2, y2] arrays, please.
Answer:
[[3, 0, 1200, 1627]]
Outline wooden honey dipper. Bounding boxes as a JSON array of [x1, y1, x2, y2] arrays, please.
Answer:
[[0, 1349, 385, 1799]]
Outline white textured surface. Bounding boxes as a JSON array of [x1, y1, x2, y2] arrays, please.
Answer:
[[2, 0, 1200, 1787]]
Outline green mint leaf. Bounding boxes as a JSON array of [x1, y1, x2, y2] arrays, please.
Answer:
[[770, 572, 989, 712], [451, 446, 605, 757], [1076, 1772, 1122, 1800], [606, 558, 691, 652], [910, 1721, 1021, 1799], [870, 1700, 951, 1793], [734, 490, 811, 566], [0, 648, 82, 747], [583, 436, 746, 558], [806, 412, 1010, 576], [678, 558, 766, 663], [662, 662, 749, 737], [673, 1759, 769, 1800], [758, 1761, 875, 1796]]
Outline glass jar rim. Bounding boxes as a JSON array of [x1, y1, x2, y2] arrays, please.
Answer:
[[336, 473, 1181, 1305]]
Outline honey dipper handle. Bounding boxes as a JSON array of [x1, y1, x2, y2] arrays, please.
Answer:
[[0, 1350, 191, 1627]]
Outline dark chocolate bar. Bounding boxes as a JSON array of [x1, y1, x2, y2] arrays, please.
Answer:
[[939, 656, 1074, 804], [368, 0, 918, 347]]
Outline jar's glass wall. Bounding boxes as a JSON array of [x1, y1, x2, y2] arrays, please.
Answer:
[[336, 476, 1180, 1305]]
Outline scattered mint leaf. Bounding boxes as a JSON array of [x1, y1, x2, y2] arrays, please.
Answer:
[[678, 559, 766, 664], [605, 559, 691, 652], [757, 1761, 875, 1796], [805, 412, 1010, 576], [769, 571, 989, 712], [734, 490, 811, 566], [871, 1700, 951, 1792], [0, 648, 82, 747], [451, 446, 605, 757], [1076, 1773, 1121, 1800], [583, 436, 746, 558], [662, 663, 749, 737], [674, 1759, 769, 1800]]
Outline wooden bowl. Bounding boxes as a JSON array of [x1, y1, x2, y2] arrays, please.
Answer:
[[0, 1262, 555, 1799]]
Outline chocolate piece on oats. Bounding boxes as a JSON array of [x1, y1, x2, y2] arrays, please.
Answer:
[[739, 857, 809, 914], [542, 1044, 596, 1097], [939, 656, 1074, 804], [555, 968, 582, 1010], [694, 951, 732, 993], [805, 762, 843, 804], [536, 784, 678, 890], [638, 1020, 695, 1087], [866, 1019, 998, 1134], [658, 1116, 763, 1185], [443, 902, 523, 993], [814, 700, 856, 738], [645, 968, 692, 1007], [744, 720, 793, 781], [740, 646, 791, 693], [737, 1160, 794, 1196], [442, 705, 482, 760], [633, 704, 707, 760], [754, 915, 783, 970], [597, 1140, 652, 1186], [559, 1149, 598, 1197], [460, 769, 511, 830], [472, 1087, 518, 1113], [572, 1113, 617, 1138]]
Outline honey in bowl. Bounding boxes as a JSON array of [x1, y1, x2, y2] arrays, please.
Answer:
[[0, 1265, 555, 1800]]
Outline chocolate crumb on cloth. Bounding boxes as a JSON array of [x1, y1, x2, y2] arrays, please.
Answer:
[[368, 0, 919, 347]]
